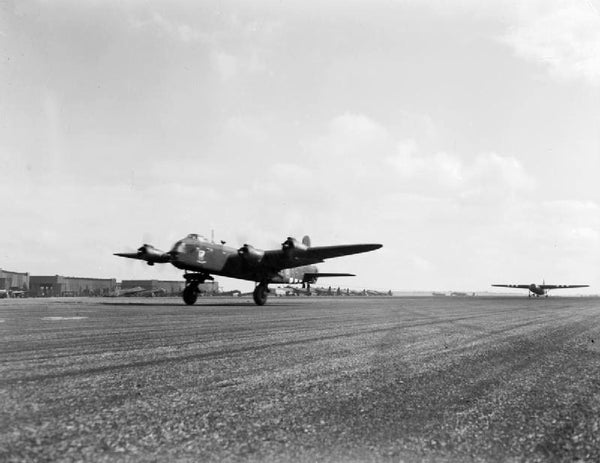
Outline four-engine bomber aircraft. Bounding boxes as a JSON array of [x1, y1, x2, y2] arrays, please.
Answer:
[[115, 234, 382, 305], [491, 282, 589, 297]]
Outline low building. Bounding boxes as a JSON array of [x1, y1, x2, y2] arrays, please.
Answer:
[[29, 276, 117, 297], [0, 269, 30, 295], [120, 280, 218, 296]]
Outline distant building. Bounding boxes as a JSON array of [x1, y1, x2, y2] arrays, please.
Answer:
[[0, 269, 30, 294], [29, 276, 117, 297], [120, 280, 218, 296]]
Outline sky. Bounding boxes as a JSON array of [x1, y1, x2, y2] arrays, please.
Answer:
[[1, 0, 599, 293]]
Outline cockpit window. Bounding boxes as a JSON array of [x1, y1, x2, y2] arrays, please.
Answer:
[[186, 234, 208, 242]]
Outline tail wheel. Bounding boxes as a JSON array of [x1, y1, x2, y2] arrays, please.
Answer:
[[253, 283, 268, 306], [183, 286, 198, 305]]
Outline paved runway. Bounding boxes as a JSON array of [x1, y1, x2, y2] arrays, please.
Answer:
[[1, 296, 600, 462]]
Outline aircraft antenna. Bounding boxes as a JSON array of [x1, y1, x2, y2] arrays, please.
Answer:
[[211, 229, 215, 243]]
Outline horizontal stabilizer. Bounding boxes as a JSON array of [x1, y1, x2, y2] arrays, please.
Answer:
[[302, 272, 355, 283]]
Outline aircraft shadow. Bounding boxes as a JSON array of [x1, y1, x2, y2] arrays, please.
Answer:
[[99, 301, 302, 308]]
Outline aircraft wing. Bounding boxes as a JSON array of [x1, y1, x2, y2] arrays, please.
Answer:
[[540, 284, 589, 290], [263, 243, 382, 270], [304, 244, 383, 260], [491, 284, 531, 289]]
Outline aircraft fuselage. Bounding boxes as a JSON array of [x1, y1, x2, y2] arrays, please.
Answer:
[[168, 234, 315, 284], [528, 284, 546, 296]]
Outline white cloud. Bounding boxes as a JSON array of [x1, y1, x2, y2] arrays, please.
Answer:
[[130, 9, 275, 81], [211, 50, 239, 80], [131, 11, 203, 44], [224, 116, 268, 143], [330, 113, 389, 143], [540, 200, 600, 249], [387, 140, 534, 199], [269, 163, 313, 183], [386, 0, 600, 86], [463, 152, 534, 199], [501, 0, 600, 86]]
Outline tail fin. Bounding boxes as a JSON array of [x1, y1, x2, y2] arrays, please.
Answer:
[[302, 235, 311, 247]]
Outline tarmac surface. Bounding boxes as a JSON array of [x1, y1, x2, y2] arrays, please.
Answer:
[[1, 296, 600, 462]]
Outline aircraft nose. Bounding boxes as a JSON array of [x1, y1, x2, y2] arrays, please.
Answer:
[[169, 241, 184, 258]]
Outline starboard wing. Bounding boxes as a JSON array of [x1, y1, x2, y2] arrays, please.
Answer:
[[540, 284, 589, 290], [262, 243, 382, 271]]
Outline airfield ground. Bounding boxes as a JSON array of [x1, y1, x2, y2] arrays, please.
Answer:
[[1, 296, 600, 462]]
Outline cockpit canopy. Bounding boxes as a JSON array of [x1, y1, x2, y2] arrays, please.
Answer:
[[185, 233, 209, 242], [170, 234, 209, 255]]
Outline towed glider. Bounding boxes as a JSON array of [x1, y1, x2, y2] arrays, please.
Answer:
[[491, 282, 589, 297]]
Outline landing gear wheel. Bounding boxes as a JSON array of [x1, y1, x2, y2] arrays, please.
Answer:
[[181, 273, 212, 306], [183, 286, 198, 305], [253, 284, 268, 306]]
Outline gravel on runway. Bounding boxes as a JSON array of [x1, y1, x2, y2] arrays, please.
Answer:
[[1, 296, 600, 462]]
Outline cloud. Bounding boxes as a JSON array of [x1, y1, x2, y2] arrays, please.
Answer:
[[301, 113, 537, 212], [224, 115, 269, 143], [540, 200, 600, 249], [387, 141, 534, 199], [307, 113, 393, 178], [384, 0, 600, 87], [211, 51, 239, 80], [329, 113, 390, 146], [131, 11, 204, 44], [501, 0, 600, 86], [130, 7, 276, 81], [463, 152, 534, 199]]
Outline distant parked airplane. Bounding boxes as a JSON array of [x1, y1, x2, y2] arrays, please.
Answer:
[[117, 286, 167, 297], [491, 282, 589, 297]]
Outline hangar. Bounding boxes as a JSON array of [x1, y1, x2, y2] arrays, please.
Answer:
[[0, 269, 29, 295], [29, 276, 117, 297]]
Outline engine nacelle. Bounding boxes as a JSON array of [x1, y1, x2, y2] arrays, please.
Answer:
[[282, 237, 309, 253], [303, 274, 318, 285], [238, 244, 264, 264], [137, 244, 171, 264]]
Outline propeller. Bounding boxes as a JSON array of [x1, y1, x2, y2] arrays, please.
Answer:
[[282, 236, 309, 253], [237, 243, 264, 264]]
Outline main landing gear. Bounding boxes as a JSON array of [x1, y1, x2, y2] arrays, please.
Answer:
[[182, 273, 213, 306], [253, 282, 269, 306]]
